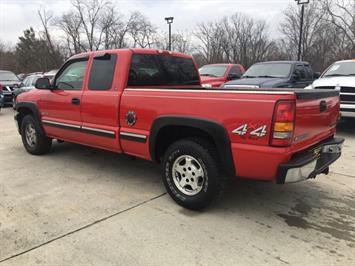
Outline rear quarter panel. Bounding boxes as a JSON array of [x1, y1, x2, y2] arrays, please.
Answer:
[[119, 89, 295, 178]]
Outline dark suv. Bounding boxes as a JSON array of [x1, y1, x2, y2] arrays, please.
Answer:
[[222, 61, 319, 89], [0, 70, 21, 105]]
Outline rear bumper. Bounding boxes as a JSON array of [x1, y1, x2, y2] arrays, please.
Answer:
[[276, 138, 344, 184]]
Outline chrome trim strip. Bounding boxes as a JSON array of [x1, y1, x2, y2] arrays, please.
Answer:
[[125, 88, 294, 95], [120, 132, 147, 139], [340, 104, 355, 109], [42, 120, 81, 129], [82, 126, 115, 135]]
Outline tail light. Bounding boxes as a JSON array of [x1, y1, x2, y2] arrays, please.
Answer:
[[0, 84, 3, 92], [271, 100, 296, 147]]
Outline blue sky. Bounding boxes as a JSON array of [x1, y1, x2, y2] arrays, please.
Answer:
[[0, 0, 292, 45]]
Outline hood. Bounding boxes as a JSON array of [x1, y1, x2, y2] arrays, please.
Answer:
[[224, 77, 287, 88], [200, 76, 225, 84], [312, 76, 355, 88]]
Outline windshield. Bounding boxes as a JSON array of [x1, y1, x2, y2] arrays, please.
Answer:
[[199, 65, 228, 77], [0, 71, 19, 81], [243, 63, 292, 78], [323, 61, 355, 77]]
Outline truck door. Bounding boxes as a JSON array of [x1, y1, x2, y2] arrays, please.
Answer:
[[80, 53, 121, 152], [39, 57, 88, 143]]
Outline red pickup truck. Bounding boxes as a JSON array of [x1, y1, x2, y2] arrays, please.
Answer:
[[15, 49, 343, 210], [199, 63, 245, 88]]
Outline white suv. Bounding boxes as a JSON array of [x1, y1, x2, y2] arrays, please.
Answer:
[[305, 60, 355, 118]]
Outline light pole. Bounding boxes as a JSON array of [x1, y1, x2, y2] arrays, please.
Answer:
[[165, 17, 174, 51], [295, 0, 310, 61]]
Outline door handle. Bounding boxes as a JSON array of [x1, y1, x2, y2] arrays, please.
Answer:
[[71, 97, 80, 105]]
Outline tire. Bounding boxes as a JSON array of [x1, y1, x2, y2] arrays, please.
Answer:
[[21, 114, 52, 155], [162, 138, 222, 210]]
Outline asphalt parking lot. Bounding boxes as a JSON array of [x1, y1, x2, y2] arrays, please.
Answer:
[[0, 107, 354, 265]]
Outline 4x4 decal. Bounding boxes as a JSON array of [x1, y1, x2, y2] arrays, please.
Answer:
[[233, 124, 267, 138]]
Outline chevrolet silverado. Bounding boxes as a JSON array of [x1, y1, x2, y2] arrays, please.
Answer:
[[15, 49, 343, 210]]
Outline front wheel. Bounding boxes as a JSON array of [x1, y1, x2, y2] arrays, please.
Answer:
[[21, 115, 52, 155], [162, 138, 222, 210]]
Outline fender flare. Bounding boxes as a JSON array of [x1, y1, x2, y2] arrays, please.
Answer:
[[15, 102, 42, 133], [149, 116, 235, 176]]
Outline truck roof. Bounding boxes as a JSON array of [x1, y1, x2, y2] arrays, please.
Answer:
[[69, 48, 193, 60], [201, 63, 241, 67], [334, 59, 355, 63], [254, 61, 310, 65]]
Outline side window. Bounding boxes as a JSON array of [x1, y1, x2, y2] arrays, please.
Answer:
[[55, 59, 88, 90], [294, 65, 306, 80], [304, 65, 313, 79], [89, 54, 117, 90], [229, 66, 242, 77]]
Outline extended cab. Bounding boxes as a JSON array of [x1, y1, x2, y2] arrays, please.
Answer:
[[15, 49, 343, 210], [199, 64, 245, 88]]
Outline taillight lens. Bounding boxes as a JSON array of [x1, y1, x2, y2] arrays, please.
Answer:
[[0, 84, 3, 92], [271, 100, 296, 147]]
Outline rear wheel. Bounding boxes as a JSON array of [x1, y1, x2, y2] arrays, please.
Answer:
[[21, 115, 52, 155], [162, 138, 222, 210]]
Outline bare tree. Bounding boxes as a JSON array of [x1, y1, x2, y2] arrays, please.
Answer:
[[128, 11, 157, 48], [195, 13, 273, 67], [55, 11, 84, 55], [37, 9, 63, 67], [279, 0, 354, 71], [322, 0, 355, 57], [71, 0, 110, 50], [155, 31, 193, 53]]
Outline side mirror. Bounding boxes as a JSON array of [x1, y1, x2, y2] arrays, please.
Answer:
[[35, 77, 51, 90], [313, 72, 321, 79]]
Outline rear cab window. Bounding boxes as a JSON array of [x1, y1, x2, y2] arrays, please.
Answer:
[[89, 53, 117, 90], [127, 54, 200, 87]]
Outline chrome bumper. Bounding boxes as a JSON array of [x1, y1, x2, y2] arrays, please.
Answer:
[[277, 138, 344, 184]]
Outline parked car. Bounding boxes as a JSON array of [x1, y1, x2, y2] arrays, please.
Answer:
[[44, 69, 58, 81], [199, 63, 245, 88], [305, 59, 355, 118], [0, 88, 4, 111], [15, 49, 343, 210], [222, 61, 319, 89], [0, 70, 22, 105], [13, 74, 43, 108]]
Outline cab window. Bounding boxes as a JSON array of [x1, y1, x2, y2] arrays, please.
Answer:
[[89, 54, 117, 90], [55, 59, 88, 90], [294, 65, 306, 80]]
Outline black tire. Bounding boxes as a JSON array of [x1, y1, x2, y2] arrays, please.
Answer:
[[21, 114, 52, 155], [162, 138, 222, 210]]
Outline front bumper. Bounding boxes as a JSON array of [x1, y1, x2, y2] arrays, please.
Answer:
[[277, 138, 344, 184], [340, 103, 355, 118]]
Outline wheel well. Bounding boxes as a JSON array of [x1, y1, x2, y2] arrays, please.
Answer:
[[17, 108, 34, 132], [155, 125, 216, 162]]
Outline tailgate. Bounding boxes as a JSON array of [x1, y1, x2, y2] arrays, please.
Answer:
[[292, 90, 339, 149]]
